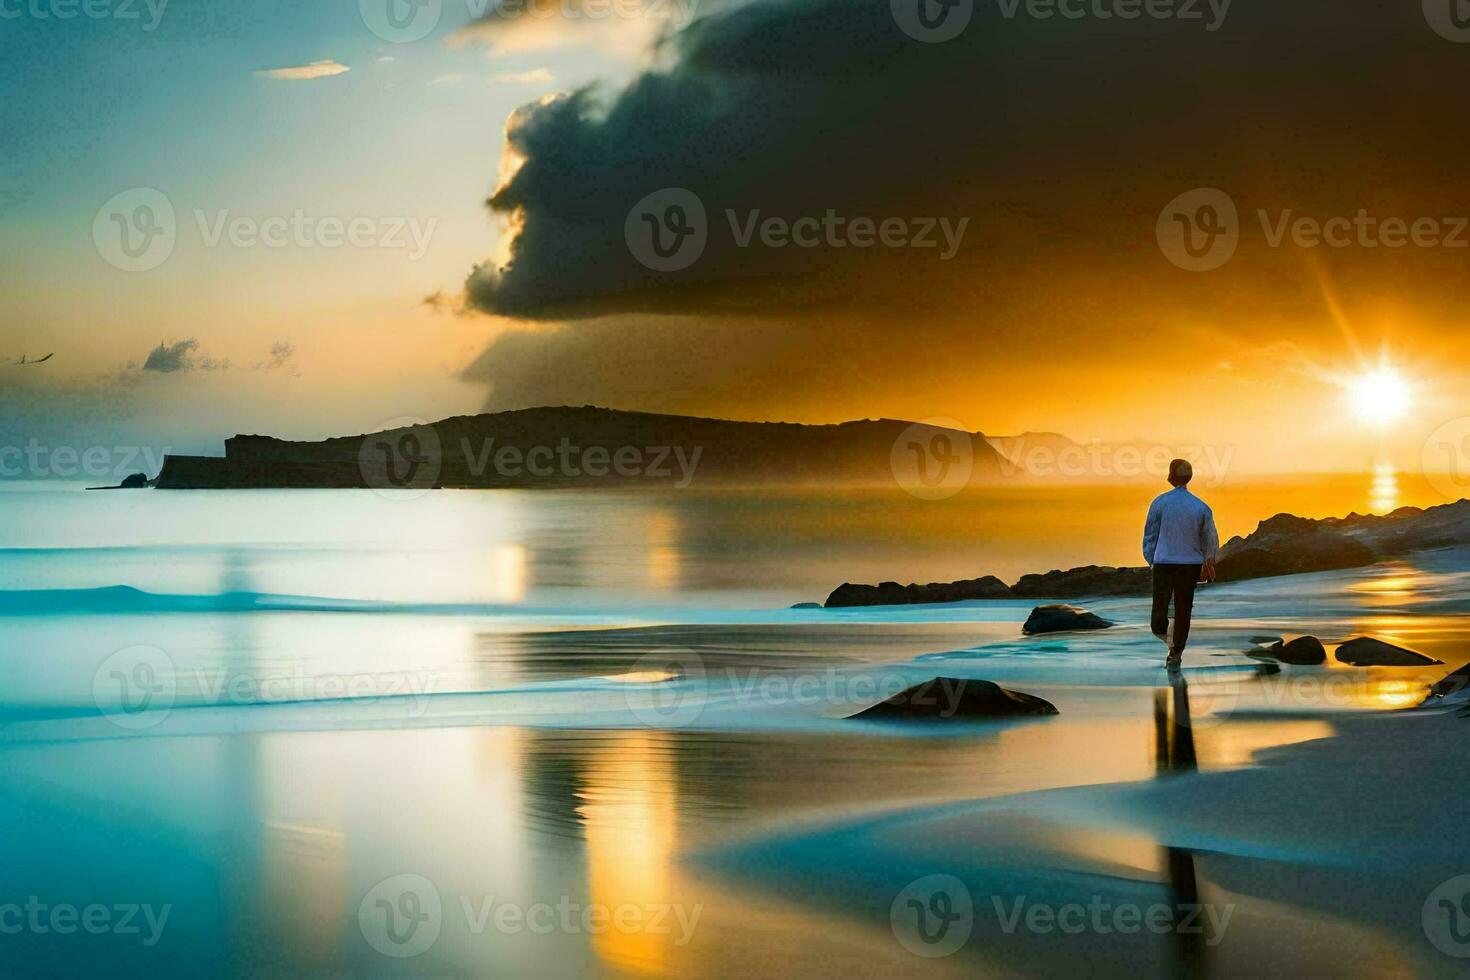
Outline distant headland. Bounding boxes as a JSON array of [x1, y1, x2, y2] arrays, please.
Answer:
[[151, 406, 1014, 490]]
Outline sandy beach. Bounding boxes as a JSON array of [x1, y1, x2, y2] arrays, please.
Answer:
[[2, 482, 1467, 975]]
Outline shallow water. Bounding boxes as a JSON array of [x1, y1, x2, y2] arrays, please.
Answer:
[[0, 481, 1464, 976]]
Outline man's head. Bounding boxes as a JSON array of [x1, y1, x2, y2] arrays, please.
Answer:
[[1168, 458, 1193, 487]]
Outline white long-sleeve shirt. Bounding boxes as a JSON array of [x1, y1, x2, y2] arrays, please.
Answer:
[[1142, 486, 1220, 565]]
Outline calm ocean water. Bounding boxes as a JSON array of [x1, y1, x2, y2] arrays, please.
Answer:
[[0, 473, 1443, 607], [0, 477, 1462, 976]]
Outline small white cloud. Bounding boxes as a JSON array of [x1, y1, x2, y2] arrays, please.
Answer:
[[254, 59, 351, 81], [491, 68, 555, 86]]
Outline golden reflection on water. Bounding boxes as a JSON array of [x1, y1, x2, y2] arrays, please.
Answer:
[[1196, 720, 1335, 769], [1347, 562, 1428, 605], [577, 733, 680, 977], [1369, 461, 1399, 513], [644, 511, 683, 590], [491, 544, 529, 603]]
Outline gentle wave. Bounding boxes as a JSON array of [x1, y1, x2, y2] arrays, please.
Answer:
[[0, 585, 522, 616]]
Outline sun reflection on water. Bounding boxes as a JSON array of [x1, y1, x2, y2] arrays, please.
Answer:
[[577, 733, 680, 977], [1368, 461, 1399, 513]]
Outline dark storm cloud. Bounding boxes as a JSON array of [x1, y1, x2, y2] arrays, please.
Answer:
[[466, 0, 1466, 323]]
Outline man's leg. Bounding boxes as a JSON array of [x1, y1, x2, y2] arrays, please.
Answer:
[[1169, 564, 1203, 656], [1151, 564, 1172, 642]]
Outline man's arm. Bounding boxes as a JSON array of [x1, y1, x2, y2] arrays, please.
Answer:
[[1200, 507, 1220, 581], [1142, 499, 1161, 566]]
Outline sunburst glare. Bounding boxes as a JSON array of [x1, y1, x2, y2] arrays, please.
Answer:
[[1348, 367, 1411, 427]]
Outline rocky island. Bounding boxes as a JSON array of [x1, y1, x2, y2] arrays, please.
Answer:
[[151, 406, 1010, 490]]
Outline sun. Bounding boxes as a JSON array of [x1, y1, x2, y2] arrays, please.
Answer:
[[1349, 368, 1411, 426]]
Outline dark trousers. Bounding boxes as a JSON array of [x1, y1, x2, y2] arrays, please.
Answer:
[[1151, 563, 1202, 654]]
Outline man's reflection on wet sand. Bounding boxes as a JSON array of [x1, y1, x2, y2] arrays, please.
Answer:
[[1155, 673, 1204, 977]]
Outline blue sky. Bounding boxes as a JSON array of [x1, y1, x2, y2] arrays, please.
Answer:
[[0, 0, 671, 451]]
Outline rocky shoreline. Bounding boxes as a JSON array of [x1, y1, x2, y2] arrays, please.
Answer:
[[824, 499, 1470, 606]]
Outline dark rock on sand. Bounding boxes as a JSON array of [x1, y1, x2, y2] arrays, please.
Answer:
[[1011, 565, 1152, 598], [1259, 635, 1327, 665], [1218, 514, 1376, 581], [1334, 636, 1443, 667], [824, 576, 1013, 608], [1424, 664, 1470, 704], [1022, 604, 1113, 635], [848, 677, 1058, 721], [789, 602, 823, 609]]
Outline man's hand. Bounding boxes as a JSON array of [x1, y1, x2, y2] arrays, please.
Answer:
[[1201, 558, 1217, 583]]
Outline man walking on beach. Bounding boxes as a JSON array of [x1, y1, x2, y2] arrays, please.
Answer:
[[1143, 459, 1220, 668]]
